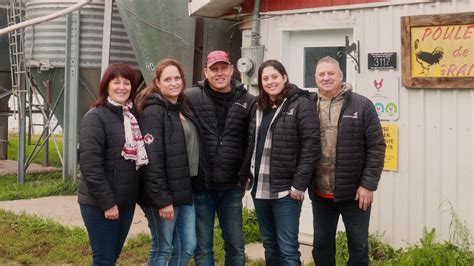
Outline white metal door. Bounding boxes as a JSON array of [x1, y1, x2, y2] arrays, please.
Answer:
[[282, 28, 355, 241], [283, 28, 355, 91]]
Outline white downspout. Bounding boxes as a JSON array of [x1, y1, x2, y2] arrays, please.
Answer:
[[250, 0, 261, 46], [0, 0, 92, 36]]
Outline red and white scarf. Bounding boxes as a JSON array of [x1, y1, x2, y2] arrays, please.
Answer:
[[107, 97, 149, 169]]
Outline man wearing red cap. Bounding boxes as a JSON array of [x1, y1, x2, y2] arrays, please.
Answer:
[[186, 50, 255, 265]]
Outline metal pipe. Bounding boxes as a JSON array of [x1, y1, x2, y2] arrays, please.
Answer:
[[17, 68, 26, 184], [250, 0, 261, 46], [193, 17, 204, 84], [42, 81, 53, 167], [100, 0, 113, 77], [27, 85, 32, 145], [0, 0, 92, 36], [63, 11, 80, 181]]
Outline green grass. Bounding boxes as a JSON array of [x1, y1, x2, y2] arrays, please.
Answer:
[[118, 233, 152, 264], [0, 209, 91, 264], [0, 171, 77, 200], [2, 135, 73, 200], [0, 208, 263, 264], [0, 208, 150, 264], [7, 134, 63, 168], [0, 205, 472, 265]]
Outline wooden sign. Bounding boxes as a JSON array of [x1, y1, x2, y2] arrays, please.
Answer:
[[401, 12, 474, 89]]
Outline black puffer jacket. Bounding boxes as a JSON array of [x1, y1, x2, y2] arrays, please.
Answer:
[[242, 85, 321, 192], [78, 102, 141, 211], [315, 91, 385, 202], [185, 80, 255, 191], [138, 93, 207, 209]]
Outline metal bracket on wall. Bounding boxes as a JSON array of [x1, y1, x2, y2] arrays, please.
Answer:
[[337, 36, 360, 73], [63, 11, 80, 181]]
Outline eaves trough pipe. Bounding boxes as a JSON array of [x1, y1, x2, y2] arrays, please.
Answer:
[[0, 0, 92, 36], [250, 0, 261, 46]]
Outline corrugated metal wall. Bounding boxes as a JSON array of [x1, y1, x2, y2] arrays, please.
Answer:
[[255, 0, 474, 248], [24, 0, 138, 68]]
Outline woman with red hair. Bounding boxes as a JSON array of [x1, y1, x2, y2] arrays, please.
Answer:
[[78, 62, 148, 264]]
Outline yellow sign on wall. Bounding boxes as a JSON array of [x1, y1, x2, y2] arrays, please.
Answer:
[[381, 123, 398, 171], [411, 24, 474, 77]]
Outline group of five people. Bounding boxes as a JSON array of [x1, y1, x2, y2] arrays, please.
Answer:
[[78, 50, 385, 266]]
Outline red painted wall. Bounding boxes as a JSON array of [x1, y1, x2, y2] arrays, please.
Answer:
[[242, 0, 385, 13]]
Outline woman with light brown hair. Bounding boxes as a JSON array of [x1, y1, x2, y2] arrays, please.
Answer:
[[136, 59, 206, 266]]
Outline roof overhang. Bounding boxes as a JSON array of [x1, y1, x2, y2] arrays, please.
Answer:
[[188, 0, 244, 18]]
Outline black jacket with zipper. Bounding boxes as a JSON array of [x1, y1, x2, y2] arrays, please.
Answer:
[[138, 93, 207, 209], [78, 102, 141, 211], [313, 90, 386, 202], [185, 80, 255, 191], [242, 84, 321, 192]]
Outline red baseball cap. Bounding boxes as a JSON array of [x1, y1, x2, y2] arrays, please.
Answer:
[[206, 50, 231, 67]]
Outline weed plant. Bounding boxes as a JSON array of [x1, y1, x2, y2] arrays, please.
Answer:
[[388, 203, 474, 265], [391, 228, 474, 265], [327, 229, 474, 266], [243, 208, 262, 243]]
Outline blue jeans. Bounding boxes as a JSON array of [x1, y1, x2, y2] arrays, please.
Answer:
[[253, 195, 302, 266], [80, 204, 135, 266], [311, 196, 371, 266], [141, 204, 196, 266], [194, 187, 245, 266]]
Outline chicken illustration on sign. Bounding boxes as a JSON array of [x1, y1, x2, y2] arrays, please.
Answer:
[[374, 78, 383, 92], [414, 39, 444, 75], [410, 24, 474, 78]]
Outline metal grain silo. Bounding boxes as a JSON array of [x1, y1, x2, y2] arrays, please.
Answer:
[[23, 0, 140, 125], [115, 0, 196, 85], [115, 0, 242, 85]]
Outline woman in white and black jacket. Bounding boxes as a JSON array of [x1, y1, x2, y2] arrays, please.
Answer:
[[78, 62, 147, 265], [242, 59, 321, 266], [135, 59, 206, 266]]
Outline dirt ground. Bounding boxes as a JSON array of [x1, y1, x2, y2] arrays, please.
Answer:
[[0, 159, 59, 176], [0, 195, 149, 238]]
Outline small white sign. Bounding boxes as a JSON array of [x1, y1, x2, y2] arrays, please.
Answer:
[[357, 73, 399, 121]]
